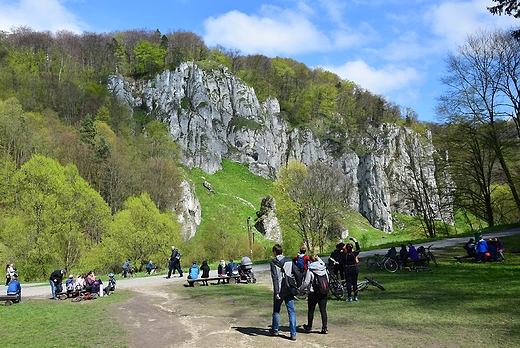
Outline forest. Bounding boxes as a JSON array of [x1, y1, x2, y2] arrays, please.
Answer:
[[1, 26, 519, 280]]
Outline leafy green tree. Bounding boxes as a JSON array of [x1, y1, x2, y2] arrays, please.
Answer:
[[133, 40, 166, 77], [102, 193, 182, 271], [0, 155, 110, 280]]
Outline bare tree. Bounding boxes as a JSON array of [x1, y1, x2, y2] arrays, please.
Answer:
[[274, 160, 352, 253], [438, 28, 520, 221]]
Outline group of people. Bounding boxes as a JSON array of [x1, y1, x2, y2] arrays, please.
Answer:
[[386, 242, 420, 267], [49, 269, 116, 300], [269, 238, 361, 341], [463, 236, 505, 262], [185, 258, 241, 286]]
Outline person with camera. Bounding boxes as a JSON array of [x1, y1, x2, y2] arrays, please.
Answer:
[[340, 237, 361, 302]]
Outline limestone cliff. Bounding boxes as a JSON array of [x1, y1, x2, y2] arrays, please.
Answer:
[[108, 62, 453, 236]]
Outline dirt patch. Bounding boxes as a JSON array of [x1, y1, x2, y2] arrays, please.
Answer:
[[112, 272, 410, 348]]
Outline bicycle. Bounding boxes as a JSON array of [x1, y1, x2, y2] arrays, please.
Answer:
[[294, 268, 345, 301], [365, 253, 399, 273], [357, 276, 386, 291], [417, 245, 438, 267]]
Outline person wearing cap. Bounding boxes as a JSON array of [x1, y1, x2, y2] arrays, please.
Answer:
[[339, 238, 361, 302], [104, 273, 116, 296], [49, 269, 66, 300], [6, 274, 21, 303]]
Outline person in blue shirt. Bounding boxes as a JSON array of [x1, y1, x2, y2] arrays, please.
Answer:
[[145, 260, 156, 275], [187, 261, 200, 287], [7, 274, 22, 303], [122, 259, 131, 278], [104, 273, 116, 296]]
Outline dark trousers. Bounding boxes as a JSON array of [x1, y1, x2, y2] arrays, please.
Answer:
[[307, 292, 328, 331], [345, 271, 359, 298], [168, 261, 183, 277]]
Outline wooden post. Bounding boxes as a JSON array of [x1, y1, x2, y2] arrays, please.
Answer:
[[248, 216, 253, 258]]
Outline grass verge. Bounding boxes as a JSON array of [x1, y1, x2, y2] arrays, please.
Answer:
[[0, 290, 133, 348]]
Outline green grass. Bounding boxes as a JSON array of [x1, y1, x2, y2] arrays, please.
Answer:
[[0, 290, 133, 347], [178, 234, 520, 347]]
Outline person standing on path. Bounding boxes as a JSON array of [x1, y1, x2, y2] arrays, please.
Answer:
[[300, 254, 329, 334], [122, 259, 131, 278], [49, 269, 66, 300], [340, 238, 361, 302], [5, 263, 16, 286], [166, 246, 183, 278], [269, 244, 301, 341]]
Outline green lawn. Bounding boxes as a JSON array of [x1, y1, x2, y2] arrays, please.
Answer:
[[2, 235, 519, 347]]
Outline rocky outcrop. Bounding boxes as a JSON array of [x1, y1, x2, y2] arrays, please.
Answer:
[[108, 62, 453, 235]]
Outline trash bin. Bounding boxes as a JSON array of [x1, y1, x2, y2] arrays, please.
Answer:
[[474, 229, 482, 241]]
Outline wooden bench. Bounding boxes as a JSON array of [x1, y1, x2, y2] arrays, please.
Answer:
[[402, 259, 431, 271], [186, 275, 240, 286], [0, 294, 19, 306], [454, 255, 475, 262], [56, 290, 88, 300]]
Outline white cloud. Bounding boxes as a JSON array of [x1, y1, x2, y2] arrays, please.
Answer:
[[426, 0, 518, 48], [203, 8, 364, 56], [0, 0, 84, 33], [322, 60, 422, 96]]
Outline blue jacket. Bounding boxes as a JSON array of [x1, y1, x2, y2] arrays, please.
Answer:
[[122, 260, 131, 270], [7, 279, 21, 295], [477, 239, 488, 253], [188, 264, 200, 279]]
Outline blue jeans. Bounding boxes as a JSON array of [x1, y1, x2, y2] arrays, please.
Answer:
[[50, 280, 58, 299], [272, 292, 296, 337]]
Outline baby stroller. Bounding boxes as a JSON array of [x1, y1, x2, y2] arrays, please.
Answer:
[[238, 256, 256, 283]]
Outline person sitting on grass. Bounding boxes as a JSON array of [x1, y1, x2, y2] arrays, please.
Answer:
[[187, 261, 200, 287], [7, 273, 21, 303], [463, 238, 478, 261]]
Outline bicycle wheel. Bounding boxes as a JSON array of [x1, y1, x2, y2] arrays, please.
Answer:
[[383, 259, 399, 273], [429, 252, 438, 267], [365, 277, 385, 291], [329, 279, 345, 300], [366, 257, 379, 272]]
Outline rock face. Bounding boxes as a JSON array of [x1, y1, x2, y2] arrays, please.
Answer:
[[108, 62, 454, 236]]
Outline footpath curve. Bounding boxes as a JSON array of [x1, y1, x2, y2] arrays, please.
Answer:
[[20, 227, 520, 299]]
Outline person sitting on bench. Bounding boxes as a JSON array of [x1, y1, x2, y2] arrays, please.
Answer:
[[7, 274, 21, 303], [463, 238, 478, 260]]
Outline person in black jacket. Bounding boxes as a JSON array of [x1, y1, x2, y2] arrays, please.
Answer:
[[269, 244, 302, 341], [166, 246, 183, 278], [49, 269, 66, 300], [328, 243, 345, 280], [340, 238, 360, 302]]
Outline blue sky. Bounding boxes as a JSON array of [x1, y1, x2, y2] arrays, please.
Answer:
[[0, 0, 517, 122]]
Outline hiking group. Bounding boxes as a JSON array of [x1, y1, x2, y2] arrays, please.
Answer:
[[269, 238, 360, 341]]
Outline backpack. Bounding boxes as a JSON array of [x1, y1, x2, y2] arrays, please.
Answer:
[[311, 272, 329, 295], [295, 254, 305, 272]]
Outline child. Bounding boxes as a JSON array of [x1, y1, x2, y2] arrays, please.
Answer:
[[104, 273, 116, 296], [66, 274, 75, 292], [200, 260, 210, 286], [75, 274, 85, 291], [187, 261, 200, 287]]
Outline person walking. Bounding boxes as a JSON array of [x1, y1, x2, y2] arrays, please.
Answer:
[[49, 269, 66, 300], [340, 238, 361, 302], [270, 244, 302, 341], [300, 255, 329, 334], [166, 246, 183, 278]]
